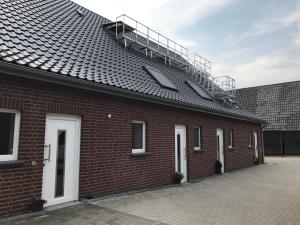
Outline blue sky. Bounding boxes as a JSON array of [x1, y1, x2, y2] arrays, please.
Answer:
[[74, 0, 300, 88]]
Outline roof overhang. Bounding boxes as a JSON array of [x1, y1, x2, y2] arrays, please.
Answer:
[[0, 61, 266, 125]]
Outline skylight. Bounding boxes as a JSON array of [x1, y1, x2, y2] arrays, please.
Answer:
[[144, 66, 177, 91], [186, 80, 212, 100]]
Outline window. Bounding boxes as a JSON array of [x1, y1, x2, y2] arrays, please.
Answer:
[[132, 121, 146, 154], [228, 129, 234, 148], [186, 81, 212, 100], [144, 66, 177, 91], [193, 127, 203, 151], [56, 130, 66, 197], [0, 109, 21, 161], [248, 131, 253, 148]]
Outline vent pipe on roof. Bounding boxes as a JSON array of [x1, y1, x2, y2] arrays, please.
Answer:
[[76, 8, 85, 17]]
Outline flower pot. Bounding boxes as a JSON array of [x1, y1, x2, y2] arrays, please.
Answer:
[[27, 199, 47, 212], [215, 160, 222, 174], [174, 172, 184, 184]]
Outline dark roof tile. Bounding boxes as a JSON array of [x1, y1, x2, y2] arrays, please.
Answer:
[[236, 81, 300, 130]]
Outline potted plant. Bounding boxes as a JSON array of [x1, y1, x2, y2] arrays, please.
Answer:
[[254, 157, 259, 165], [27, 197, 47, 212], [174, 171, 184, 184], [215, 160, 222, 174]]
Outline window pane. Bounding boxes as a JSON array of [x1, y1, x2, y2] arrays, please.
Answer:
[[133, 123, 143, 149], [177, 134, 181, 172], [55, 130, 66, 197], [200, 127, 203, 149], [0, 112, 15, 155], [229, 129, 234, 147], [194, 127, 200, 148]]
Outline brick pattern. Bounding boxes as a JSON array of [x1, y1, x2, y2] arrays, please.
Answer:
[[0, 75, 262, 217]]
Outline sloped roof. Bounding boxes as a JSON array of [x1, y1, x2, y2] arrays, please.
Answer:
[[236, 81, 300, 131], [0, 0, 262, 123]]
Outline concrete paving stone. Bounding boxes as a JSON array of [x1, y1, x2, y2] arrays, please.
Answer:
[[95, 157, 300, 225], [1, 157, 300, 225]]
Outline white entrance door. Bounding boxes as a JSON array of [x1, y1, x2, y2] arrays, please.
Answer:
[[175, 125, 187, 182], [216, 129, 224, 173], [42, 115, 81, 207], [254, 131, 258, 159]]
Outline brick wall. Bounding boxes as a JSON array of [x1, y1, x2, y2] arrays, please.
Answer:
[[0, 74, 262, 216]]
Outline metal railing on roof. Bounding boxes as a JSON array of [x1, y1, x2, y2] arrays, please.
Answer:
[[193, 54, 211, 74], [116, 14, 189, 66], [112, 14, 236, 99], [213, 76, 236, 98]]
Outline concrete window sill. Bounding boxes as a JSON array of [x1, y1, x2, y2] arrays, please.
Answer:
[[194, 149, 205, 153], [0, 160, 25, 169], [228, 146, 235, 151], [130, 152, 150, 158]]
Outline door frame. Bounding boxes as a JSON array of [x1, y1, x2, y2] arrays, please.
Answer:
[[216, 128, 225, 173], [42, 114, 81, 207], [175, 125, 187, 182], [254, 131, 258, 159]]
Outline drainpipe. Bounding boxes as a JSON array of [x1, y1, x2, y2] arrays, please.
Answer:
[[261, 123, 267, 164]]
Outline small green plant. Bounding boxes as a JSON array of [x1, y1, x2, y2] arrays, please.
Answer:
[[27, 197, 47, 212], [174, 171, 184, 184], [215, 160, 222, 174]]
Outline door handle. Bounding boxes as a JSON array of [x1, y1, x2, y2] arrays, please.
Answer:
[[44, 144, 51, 161]]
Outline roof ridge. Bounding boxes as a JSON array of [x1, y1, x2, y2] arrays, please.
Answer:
[[237, 79, 300, 90]]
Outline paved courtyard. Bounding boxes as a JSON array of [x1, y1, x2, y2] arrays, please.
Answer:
[[2, 157, 300, 225]]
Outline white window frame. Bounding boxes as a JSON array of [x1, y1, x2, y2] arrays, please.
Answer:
[[248, 131, 253, 148], [132, 121, 146, 154], [194, 126, 202, 151], [228, 129, 234, 149], [0, 108, 21, 161]]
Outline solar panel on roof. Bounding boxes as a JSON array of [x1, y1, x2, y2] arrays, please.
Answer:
[[186, 80, 212, 100], [144, 66, 177, 91]]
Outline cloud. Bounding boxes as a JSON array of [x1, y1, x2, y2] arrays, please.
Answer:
[[295, 29, 300, 46], [225, 4, 300, 45], [73, 0, 168, 23], [225, 51, 300, 88], [219, 2, 300, 88], [147, 0, 234, 34], [281, 5, 300, 47], [212, 63, 232, 76], [173, 39, 199, 48], [73, 0, 233, 49]]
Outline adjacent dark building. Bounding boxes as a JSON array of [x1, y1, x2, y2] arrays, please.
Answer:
[[236, 81, 300, 155]]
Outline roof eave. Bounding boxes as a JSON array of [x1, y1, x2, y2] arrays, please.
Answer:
[[0, 61, 265, 124]]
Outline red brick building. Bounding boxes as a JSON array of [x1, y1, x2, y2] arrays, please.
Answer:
[[0, 0, 264, 217]]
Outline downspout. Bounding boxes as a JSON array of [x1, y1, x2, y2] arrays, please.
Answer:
[[261, 123, 267, 163]]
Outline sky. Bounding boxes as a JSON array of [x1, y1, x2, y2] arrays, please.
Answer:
[[73, 0, 300, 88]]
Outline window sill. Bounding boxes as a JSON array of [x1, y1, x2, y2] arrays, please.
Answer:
[[228, 146, 235, 151], [194, 149, 204, 153], [130, 152, 150, 158], [0, 160, 25, 169]]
